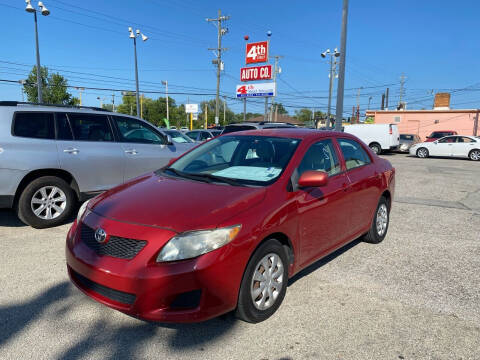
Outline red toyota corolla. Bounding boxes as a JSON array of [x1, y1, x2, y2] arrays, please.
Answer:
[[66, 129, 395, 323]]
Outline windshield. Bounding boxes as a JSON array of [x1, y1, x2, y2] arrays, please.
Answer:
[[164, 130, 194, 143], [164, 135, 300, 186], [431, 132, 453, 138]]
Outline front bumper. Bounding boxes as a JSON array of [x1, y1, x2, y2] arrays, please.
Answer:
[[66, 211, 246, 323]]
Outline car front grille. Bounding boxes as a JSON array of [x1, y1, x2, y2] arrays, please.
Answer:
[[71, 269, 136, 305], [80, 224, 147, 260]]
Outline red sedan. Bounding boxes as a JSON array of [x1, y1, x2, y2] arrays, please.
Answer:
[[66, 129, 395, 323]]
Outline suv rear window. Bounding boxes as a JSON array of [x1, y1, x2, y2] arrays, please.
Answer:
[[222, 125, 257, 134], [13, 112, 54, 139]]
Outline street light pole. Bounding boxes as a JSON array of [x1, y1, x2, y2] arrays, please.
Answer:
[[129, 27, 148, 118], [26, 1, 50, 103], [162, 80, 169, 123], [322, 48, 340, 128], [334, 0, 349, 131]]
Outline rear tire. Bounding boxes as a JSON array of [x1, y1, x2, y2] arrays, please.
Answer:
[[236, 239, 288, 323], [16, 176, 76, 229], [363, 196, 390, 244], [416, 147, 429, 158], [369, 143, 382, 155], [469, 149, 480, 161]]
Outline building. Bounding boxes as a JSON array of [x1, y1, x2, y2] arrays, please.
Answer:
[[366, 93, 479, 140]]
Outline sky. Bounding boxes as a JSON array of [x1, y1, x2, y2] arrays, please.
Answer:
[[1, 0, 480, 117]]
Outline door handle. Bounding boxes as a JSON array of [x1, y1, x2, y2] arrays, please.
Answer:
[[63, 147, 79, 154], [125, 149, 138, 155]]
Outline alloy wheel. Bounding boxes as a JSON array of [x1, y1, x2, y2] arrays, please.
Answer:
[[376, 203, 388, 236], [250, 253, 284, 310], [470, 150, 480, 161], [30, 186, 67, 220], [417, 148, 428, 158]]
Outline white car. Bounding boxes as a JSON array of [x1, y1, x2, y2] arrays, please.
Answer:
[[409, 135, 480, 161]]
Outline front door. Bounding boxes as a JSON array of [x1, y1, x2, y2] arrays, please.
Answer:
[[430, 136, 455, 156], [112, 116, 179, 181], [56, 112, 125, 193], [295, 138, 351, 267]]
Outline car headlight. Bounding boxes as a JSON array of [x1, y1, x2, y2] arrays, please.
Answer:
[[77, 200, 91, 223], [156, 225, 241, 262]]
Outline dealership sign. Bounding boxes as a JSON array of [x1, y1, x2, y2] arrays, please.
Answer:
[[240, 65, 272, 82], [185, 104, 198, 113], [245, 41, 269, 64], [236, 83, 275, 98]]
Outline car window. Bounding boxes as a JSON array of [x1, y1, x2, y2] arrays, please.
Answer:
[[185, 131, 198, 140], [338, 138, 371, 170], [68, 113, 113, 142], [113, 116, 163, 144], [164, 130, 194, 143], [55, 113, 73, 140], [438, 136, 455, 143], [457, 136, 475, 143], [400, 134, 414, 140], [298, 139, 341, 177], [222, 125, 257, 134], [13, 112, 54, 139], [200, 132, 211, 141]]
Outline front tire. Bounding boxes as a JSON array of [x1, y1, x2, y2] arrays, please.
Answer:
[[236, 239, 288, 323], [469, 149, 480, 161], [416, 147, 429, 158], [363, 196, 390, 244], [16, 176, 76, 229]]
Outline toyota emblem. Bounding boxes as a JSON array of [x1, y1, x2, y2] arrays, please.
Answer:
[[94, 228, 107, 243]]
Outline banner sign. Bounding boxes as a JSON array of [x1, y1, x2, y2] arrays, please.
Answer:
[[185, 104, 198, 113], [236, 83, 275, 98], [245, 41, 269, 64], [240, 65, 272, 82]]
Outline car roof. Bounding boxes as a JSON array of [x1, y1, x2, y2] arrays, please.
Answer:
[[222, 127, 347, 140]]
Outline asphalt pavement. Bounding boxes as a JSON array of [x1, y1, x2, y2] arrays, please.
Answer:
[[1, 153, 479, 360]]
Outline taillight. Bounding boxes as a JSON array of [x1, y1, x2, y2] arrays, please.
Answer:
[[389, 125, 393, 134]]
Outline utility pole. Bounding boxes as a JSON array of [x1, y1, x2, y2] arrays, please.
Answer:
[[381, 93, 385, 110], [129, 27, 148, 118], [19, 80, 26, 101], [112, 93, 115, 112], [186, 96, 189, 128], [356, 87, 363, 124], [368, 96, 372, 110], [399, 73, 406, 107], [321, 48, 340, 128], [270, 55, 283, 122], [75, 87, 84, 106], [162, 80, 169, 123], [264, 97, 268, 122], [243, 98, 246, 122], [474, 111, 479, 136], [223, 96, 226, 124], [207, 10, 230, 126], [334, 0, 349, 131], [204, 103, 208, 130]]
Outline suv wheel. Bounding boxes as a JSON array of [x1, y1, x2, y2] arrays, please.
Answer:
[[16, 176, 76, 228]]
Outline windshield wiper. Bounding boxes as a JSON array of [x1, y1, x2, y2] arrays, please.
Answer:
[[190, 173, 244, 187], [164, 167, 212, 183]]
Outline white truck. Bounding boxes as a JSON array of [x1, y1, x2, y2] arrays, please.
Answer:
[[343, 124, 400, 154]]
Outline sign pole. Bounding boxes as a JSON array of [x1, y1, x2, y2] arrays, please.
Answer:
[[205, 103, 208, 129], [190, 112, 193, 130], [243, 98, 246, 121], [264, 97, 268, 122]]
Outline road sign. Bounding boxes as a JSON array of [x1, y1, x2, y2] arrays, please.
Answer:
[[245, 41, 269, 64], [240, 65, 272, 82], [185, 104, 198, 113], [236, 83, 275, 98], [192, 113, 198, 120]]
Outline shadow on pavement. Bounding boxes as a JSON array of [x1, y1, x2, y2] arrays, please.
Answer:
[[288, 239, 361, 286], [0, 282, 72, 347], [0, 209, 26, 227]]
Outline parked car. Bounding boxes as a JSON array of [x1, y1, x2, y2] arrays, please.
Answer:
[[343, 124, 400, 154], [67, 128, 395, 323], [222, 122, 296, 134], [180, 126, 189, 132], [158, 129, 195, 144], [169, 126, 177, 130], [410, 135, 480, 160], [0, 102, 192, 228], [185, 129, 222, 142], [399, 133, 421, 153], [425, 130, 458, 142]]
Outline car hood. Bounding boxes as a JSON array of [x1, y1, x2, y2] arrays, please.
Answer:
[[90, 173, 266, 233]]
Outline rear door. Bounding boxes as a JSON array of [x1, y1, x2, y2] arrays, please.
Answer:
[[337, 138, 380, 237], [112, 116, 178, 181], [452, 136, 476, 157], [56, 112, 125, 193]]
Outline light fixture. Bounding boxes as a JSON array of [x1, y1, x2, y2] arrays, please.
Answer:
[[25, 0, 35, 12], [141, 33, 148, 42]]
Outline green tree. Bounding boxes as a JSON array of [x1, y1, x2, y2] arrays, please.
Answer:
[[273, 102, 288, 115], [23, 66, 78, 105], [294, 108, 313, 123]]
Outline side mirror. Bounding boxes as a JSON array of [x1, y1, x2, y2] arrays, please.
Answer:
[[298, 170, 329, 188], [166, 135, 174, 145]]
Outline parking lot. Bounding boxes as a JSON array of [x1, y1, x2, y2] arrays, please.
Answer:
[[1, 153, 479, 360]]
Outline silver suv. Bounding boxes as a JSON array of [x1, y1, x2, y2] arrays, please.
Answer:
[[0, 102, 194, 228]]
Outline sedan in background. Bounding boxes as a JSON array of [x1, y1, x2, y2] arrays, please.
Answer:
[[410, 135, 480, 161], [398, 134, 421, 153], [185, 129, 222, 142], [425, 130, 458, 142], [67, 129, 395, 323]]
